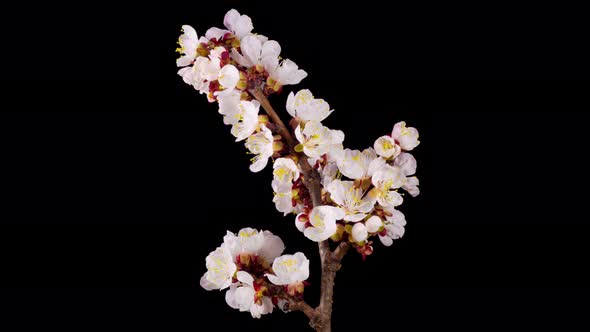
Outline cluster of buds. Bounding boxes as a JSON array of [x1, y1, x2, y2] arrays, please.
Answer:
[[200, 228, 310, 318]]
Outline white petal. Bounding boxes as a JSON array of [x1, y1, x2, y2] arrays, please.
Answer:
[[236, 271, 254, 286], [223, 9, 240, 31], [286, 92, 296, 118], [240, 35, 262, 67], [351, 223, 368, 242], [261, 40, 281, 73], [232, 15, 254, 39], [200, 273, 218, 290], [394, 152, 417, 176], [365, 216, 383, 233], [218, 65, 240, 90], [225, 284, 239, 309], [379, 235, 393, 247], [205, 27, 229, 41], [234, 286, 255, 312], [230, 48, 252, 67], [344, 213, 367, 222], [259, 231, 285, 263]]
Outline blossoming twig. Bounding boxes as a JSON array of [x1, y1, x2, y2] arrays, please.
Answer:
[[178, 8, 421, 332]]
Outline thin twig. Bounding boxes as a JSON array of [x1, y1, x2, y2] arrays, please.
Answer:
[[289, 300, 318, 321]]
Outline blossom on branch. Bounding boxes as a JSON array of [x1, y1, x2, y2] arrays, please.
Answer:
[[179, 8, 422, 326]]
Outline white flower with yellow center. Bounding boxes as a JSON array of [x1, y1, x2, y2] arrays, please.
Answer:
[[273, 158, 300, 183], [374, 135, 402, 159], [266, 252, 310, 286], [295, 121, 345, 159], [369, 164, 404, 207], [245, 125, 274, 172], [286, 89, 333, 122], [225, 271, 274, 318], [302, 205, 345, 242], [177, 47, 226, 96], [327, 179, 376, 222], [378, 207, 407, 246], [230, 100, 260, 142], [176, 25, 207, 67], [200, 245, 237, 291], [336, 148, 378, 180], [392, 121, 420, 151]]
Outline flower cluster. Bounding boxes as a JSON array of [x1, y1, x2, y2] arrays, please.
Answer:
[[177, 9, 307, 172], [180, 8, 421, 321], [201, 228, 310, 318], [293, 119, 419, 257]]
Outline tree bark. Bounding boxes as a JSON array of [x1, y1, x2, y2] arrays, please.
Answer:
[[249, 88, 349, 331]]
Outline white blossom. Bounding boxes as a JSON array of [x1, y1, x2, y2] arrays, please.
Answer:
[[273, 158, 300, 183], [351, 223, 368, 242], [230, 100, 260, 141], [200, 246, 237, 291], [225, 271, 274, 318], [231, 34, 281, 71], [336, 148, 378, 180], [223, 9, 254, 39], [245, 125, 274, 172], [327, 179, 375, 222], [378, 208, 407, 246], [303, 206, 345, 242], [394, 152, 420, 197], [223, 228, 285, 263], [295, 121, 344, 159], [403, 176, 420, 197], [394, 152, 417, 176], [272, 180, 294, 216], [216, 89, 242, 124], [177, 47, 226, 96], [392, 121, 420, 151], [365, 215, 383, 233], [176, 25, 207, 67], [374, 135, 401, 159], [286, 89, 333, 122], [369, 164, 404, 207], [266, 252, 310, 285], [218, 64, 240, 90], [269, 59, 308, 86]]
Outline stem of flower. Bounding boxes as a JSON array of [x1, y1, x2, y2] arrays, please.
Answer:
[[248, 87, 349, 332], [289, 300, 318, 322]]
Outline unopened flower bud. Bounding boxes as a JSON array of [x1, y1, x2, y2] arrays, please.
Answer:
[[351, 223, 368, 242], [365, 216, 383, 233]]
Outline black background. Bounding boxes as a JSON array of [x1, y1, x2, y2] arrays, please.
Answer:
[[1, 1, 589, 331]]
